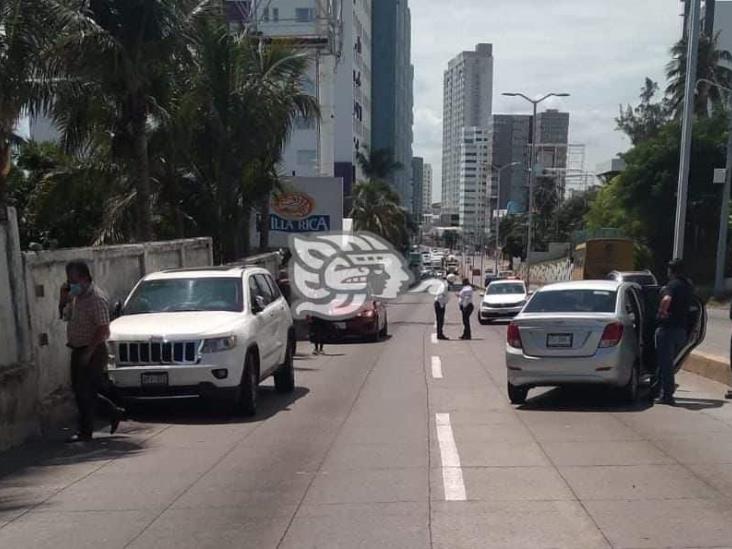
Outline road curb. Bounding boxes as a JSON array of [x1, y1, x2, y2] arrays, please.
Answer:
[[683, 351, 731, 386]]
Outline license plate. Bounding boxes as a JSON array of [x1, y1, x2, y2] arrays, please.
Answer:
[[141, 372, 168, 386], [334, 322, 347, 330], [547, 334, 573, 348]]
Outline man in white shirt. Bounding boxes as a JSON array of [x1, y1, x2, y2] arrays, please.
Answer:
[[434, 278, 449, 340], [458, 278, 474, 340]]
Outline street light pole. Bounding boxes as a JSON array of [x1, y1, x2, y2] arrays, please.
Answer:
[[502, 92, 570, 289], [673, 0, 702, 259]]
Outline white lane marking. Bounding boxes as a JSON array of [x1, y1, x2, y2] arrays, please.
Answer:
[[431, 356, 443, 379], [435, 413, 466, 501], [431, 333, 438, 344]]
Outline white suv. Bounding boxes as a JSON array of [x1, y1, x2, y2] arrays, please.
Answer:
[[108, 266, 295, 416]]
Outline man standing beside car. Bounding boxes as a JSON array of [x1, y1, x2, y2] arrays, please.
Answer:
[[434, 278, 450, 340], [655, 259, 693, 406], [59, 260, 125, 442], [459, 278, 474, 340]]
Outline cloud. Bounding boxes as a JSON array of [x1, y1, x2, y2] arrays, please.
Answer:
[[411, 0, 683, 198]]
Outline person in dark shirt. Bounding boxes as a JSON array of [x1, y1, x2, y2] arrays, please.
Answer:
[[655, 258, 693, 405]]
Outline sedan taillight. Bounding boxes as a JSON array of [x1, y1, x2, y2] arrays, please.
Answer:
[[507, 322, 522, 349], [599, 322, 624, 348]]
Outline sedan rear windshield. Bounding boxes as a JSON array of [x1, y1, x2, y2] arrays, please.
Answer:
[[523, 289, 617, 314], [124, 277, 243, 314], [486, 283, 525, 295]]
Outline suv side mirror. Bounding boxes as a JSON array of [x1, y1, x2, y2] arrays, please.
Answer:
[[252, 295, 267, 314], [112, 301, 123, 320]]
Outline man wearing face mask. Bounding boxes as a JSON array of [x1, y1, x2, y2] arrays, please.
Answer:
[[59, 260, 125, 442]]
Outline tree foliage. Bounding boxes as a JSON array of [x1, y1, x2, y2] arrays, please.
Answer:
[[616, 78, 671, 145], [350, 179, 407, 250]]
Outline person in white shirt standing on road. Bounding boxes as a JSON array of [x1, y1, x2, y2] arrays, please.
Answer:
[[458, 278, 474, 340], [434, 278, 449, 340]]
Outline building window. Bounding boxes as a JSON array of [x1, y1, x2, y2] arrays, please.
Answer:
[[295, 7, 315, 22], [262, 7, 269, 21], [297, 149, 317, 165], [272, 7, 279, 21]]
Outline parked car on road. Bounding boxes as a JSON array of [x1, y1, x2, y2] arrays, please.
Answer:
[[108, 266, 295, 416], [317, 299, 388, 342], [505, 280, 706, 405], [479, 280, 528, 324]]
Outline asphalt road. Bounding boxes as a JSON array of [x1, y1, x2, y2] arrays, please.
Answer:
[[4, 294, 732, 548]]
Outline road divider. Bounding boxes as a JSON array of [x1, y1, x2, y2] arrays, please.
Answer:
[[431, 356, 443, 379], [435, 413, 466, 501]]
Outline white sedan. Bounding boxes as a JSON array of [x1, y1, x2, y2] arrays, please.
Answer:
[[479, 280, 528, 324]]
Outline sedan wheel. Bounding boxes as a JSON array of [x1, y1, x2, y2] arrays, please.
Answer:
[[507, 382, 529, 405], [620, 362, 639, 403]]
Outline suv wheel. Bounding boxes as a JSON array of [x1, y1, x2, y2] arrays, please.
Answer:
[[239, 352, 258, 416], [379, 315, 388, 337], [507, 382, 529, 405], [370, 317, 381, 342], [274, 334, 296, 393]]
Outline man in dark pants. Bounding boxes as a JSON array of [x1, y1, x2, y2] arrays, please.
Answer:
[[458, 278, 474, 340], [434, 278, 449, 340], [655, 259, 693, 406], [60, 260, 124, 442], [727, 302, 732, 400]]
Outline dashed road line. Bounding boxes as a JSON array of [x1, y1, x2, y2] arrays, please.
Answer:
[[435, 413, 466, 501], [431, 356, 443, 379]]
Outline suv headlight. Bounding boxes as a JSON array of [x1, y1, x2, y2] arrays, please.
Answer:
[[201, 335, 238, 353]]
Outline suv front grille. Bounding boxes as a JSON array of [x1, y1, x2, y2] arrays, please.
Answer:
[[117, 341, 200, 366]]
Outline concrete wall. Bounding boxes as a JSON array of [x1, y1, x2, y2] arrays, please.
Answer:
[[22, 238, 213, 431], [0, 208, 36, 451]]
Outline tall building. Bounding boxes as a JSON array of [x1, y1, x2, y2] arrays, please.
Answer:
[[411, 157, 424, 219], [535, 109, 570, 197], [225, 0, 370, 207], [457, 127, 491, 244], [372, 0, 414, 211], [422, 163, 433, 216], [490, 114, 531, 211], [441, 44, 494, 220]]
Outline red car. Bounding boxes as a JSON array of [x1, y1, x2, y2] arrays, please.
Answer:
[[314, 300, 388, 342]]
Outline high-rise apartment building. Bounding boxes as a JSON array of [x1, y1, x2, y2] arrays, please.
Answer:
[[457, 127, 491, 243], [441, 44, 494, 221], [422, 163, 433, 217], [372, 0, 414, 211], [490, 114, 531, 212], [225, 0, 370, 206], [411, 157, 424, 219]]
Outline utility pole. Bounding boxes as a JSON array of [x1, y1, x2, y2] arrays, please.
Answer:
[[673, 0, 701, 259], [502, 92, 570, 289]]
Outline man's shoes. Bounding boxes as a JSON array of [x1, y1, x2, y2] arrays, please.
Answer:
[[437, 335, 449, 340], [110, 408, 126, 434], [655, 395, 676, 406], [66, 433, 92, 443], [459, 335, 471, 340]]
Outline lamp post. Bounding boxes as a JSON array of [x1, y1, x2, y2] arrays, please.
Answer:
[[502, 92, 570, 289], [491, 161, 520, 275]]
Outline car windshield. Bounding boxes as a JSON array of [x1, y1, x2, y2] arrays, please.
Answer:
[[123, 277, 243, 314], [524, 289, 617, 314], [486, 283, 525, 295]]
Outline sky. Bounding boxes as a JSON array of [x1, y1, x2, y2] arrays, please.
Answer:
[[411, 0, 684, 199]]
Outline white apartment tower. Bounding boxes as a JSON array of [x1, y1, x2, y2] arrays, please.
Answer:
[[422, 163, 433, 215], [441, 43, 494, 224], [457, 127, 492, 243], [226, 0, 371, 203]]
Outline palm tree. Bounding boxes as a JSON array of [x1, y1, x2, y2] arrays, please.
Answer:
[[0, 0, 57, 206], [48, 0, 214, 241], [356, 147, 403, 180], [182, 22, 318, 260], [666, 31, 732, 117], [350, 179, 407, 248]]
